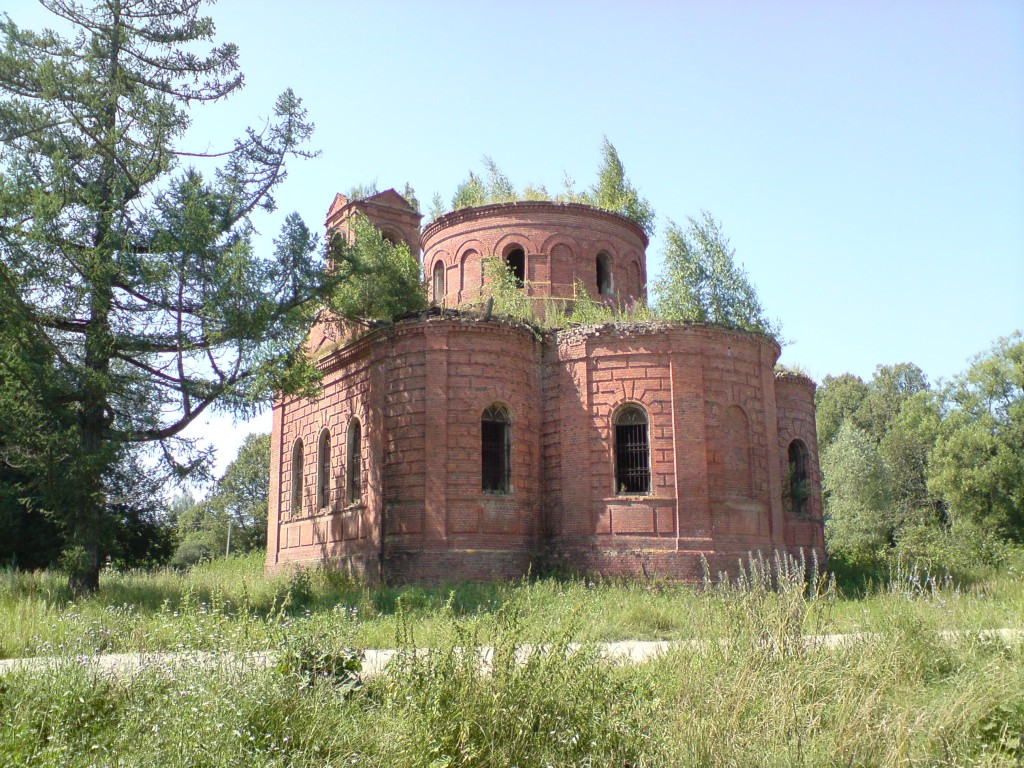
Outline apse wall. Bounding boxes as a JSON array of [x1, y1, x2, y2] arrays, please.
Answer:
[[380, 317, 543, 582], [542, 323, 786, 580], [774, 372, 826, 559]]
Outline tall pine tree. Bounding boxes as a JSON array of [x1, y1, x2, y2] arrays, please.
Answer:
[[0, 0, 335, 591]]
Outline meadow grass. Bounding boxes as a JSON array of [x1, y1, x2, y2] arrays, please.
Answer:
[[0, 555, 1022, 766], [1, 551, 1022, 659]]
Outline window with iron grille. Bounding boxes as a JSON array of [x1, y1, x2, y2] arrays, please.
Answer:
[[481, 404, 511, 494], [290, 438, 304, 516], [316, 428, 331, 510], [615, 405, 650, 494], [347, 418, 361, 504]]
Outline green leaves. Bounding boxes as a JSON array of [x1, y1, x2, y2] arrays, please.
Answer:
[[327, 214, 427, 323], [929, 332, 1024, 539], [652, 212, 779, 338], [584, 137, 655, 236], [442, 139, 656, 236], [818, 334, 1023, 573], [0, 1, 324, 589], [821, 422, 894, 565]]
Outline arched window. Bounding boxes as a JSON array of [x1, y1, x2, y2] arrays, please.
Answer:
[[346, 418, 361, 504], [316, 429, 331, 510], [597, 252, 613, 296], [433, 261, 445, 305], [481, 404, 511, 494], [614, 405, 650, 494], [504, 246, 525, 286], [290, 438, 304, 516], [788, 440, 809, 515], [381, 229, 401, 246]]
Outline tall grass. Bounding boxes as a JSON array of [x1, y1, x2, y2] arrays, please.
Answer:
[[2, 551, 1022, 659], [1, 564, 1021, 766]]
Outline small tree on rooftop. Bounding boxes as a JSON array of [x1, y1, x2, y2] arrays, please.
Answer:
[[328, 214, 427, 322], [582, 137, 656, 237], [652, 212, 780, 339], [444, 140, 655, 236]]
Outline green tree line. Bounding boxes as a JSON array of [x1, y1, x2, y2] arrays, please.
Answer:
[[818, 332, 1024, 577]]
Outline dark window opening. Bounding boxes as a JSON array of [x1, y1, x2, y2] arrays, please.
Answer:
[[316, 429, 331, 510], [615, 405, 650, 494], [788, 440, 809, 515], [347, 418, 361, 504], [291, 439, 304, 516], [433, 261, 445, 304], [481, 404, 511, 494], [505, 247, 525, 286], [597, 252, 613, 296]]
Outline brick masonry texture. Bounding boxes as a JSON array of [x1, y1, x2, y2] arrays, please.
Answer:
[[266, 193, 825, 583]]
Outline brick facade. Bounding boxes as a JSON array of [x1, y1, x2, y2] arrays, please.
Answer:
[[266, 191, 825, 583]]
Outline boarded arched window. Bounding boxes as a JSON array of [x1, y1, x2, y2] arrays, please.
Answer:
[[504, 246, 525, 286], [630, 259, 643, 298], [614, 405, 650, 494], [481, 404, 511, 494], [597, 252, 613, 296], [722, 405, 753, 498], [432, 261, 445, 305], [316, 428, 331, 510], [788, 440, 809, 516], [290, 438, 304, 516], [347, 418, 361, 504]]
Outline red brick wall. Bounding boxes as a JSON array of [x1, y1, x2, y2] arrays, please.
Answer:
[[775, 374, 826, 558], [421, 202, 649, 309], [270, 332, 382, 577], [266, 201, 826, 583], [267, 317, 825, 583], [543, 323, 786, 580], [381, 318, 542, 582]]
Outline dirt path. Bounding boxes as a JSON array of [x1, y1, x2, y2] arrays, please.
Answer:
[[1, 629, 1020, 680]]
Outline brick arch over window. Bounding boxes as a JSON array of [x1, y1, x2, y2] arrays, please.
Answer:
[[290, 438, 304, 517], [481, 403, 511, 494], [629, 259, 643, 299], [316, 428, 331, 510], [787, 439, 810, 516], [613, 403, 650, 494]]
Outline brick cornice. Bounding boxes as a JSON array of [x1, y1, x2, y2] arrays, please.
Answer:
[[422, 200, 650, 248]]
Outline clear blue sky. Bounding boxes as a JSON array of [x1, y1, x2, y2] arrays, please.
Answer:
[[6, 0, 1023, 474]]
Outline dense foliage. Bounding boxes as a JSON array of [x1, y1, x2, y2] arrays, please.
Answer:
[[818, 333, 1024, 575], [327, 214, 427, 322], [171, 433, 272, 567], [0, 0, 379, 590], [652, 212, 780, 338]]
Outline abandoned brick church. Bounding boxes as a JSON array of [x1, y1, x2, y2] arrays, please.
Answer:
[[265, 189, 825, 582]]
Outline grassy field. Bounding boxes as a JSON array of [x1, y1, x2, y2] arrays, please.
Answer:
[[0, 552, 1022, 766]]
